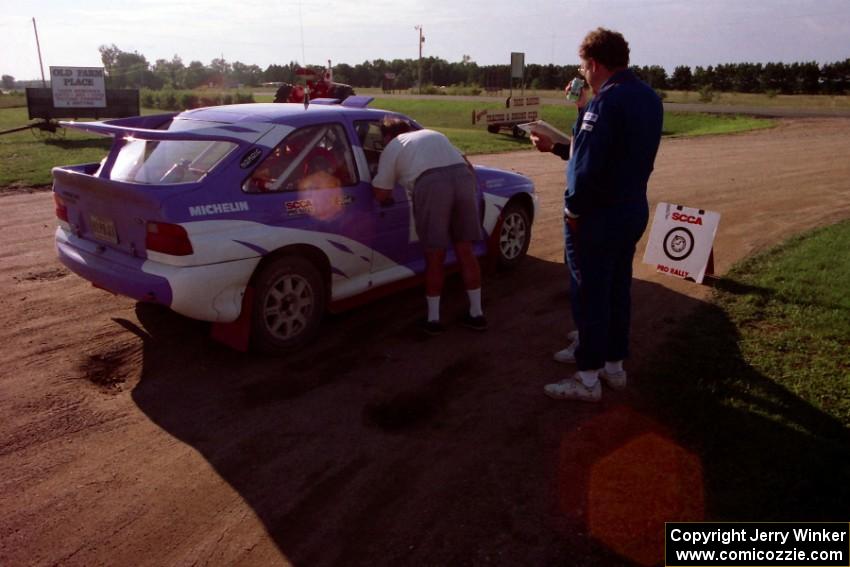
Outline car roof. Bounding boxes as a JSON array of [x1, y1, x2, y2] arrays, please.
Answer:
[[177, 103, 393, 126]]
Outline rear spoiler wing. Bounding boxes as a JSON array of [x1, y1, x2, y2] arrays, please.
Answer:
[[305, 96, 375, 107], [60, 114, 275, 145]]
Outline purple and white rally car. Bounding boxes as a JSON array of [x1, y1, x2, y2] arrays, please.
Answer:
[[53, 97, 536, 352]]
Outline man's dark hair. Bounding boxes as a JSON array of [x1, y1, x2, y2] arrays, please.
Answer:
[[380, 117, 413, 140], [579, 28, 630, 70]]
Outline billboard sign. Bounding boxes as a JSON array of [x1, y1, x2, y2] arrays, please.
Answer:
[[50, 66, 106, 108]]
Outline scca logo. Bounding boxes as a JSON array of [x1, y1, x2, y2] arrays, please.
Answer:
[[285, 199, 314, 216], [672, 212, 703, 225]]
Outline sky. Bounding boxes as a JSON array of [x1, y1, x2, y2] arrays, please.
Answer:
[[2, 0, 849, 81]]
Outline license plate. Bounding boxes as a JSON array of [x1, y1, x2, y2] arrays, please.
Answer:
[[89, 214, 118, 244]]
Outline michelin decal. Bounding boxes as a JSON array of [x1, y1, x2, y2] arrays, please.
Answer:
[[189, 202, 250, 217]]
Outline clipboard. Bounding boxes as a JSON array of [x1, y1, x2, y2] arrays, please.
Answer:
[[516, 120, 571, 145]]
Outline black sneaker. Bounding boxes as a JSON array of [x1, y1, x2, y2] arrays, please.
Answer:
[[421, 319, 446, 336], [461, 314, 488, 331]]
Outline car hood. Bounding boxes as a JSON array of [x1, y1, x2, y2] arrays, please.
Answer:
[[473, 165, 534, 193]]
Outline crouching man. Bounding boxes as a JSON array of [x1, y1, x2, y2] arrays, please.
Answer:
[[372, 118, 487, 335]]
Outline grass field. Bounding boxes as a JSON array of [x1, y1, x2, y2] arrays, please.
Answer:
[[347, 86, 850, 109], [0, 106, 113, 188], [645, 220, 850, 518], [663, 89, 850, 109], [1, 97, 774, 186]]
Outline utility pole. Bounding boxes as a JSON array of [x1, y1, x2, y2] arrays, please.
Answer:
[[32, 17, 47, 87], [415, 25, 424, 94]]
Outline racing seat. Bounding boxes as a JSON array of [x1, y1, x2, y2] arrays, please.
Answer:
[[303, 146, 355, 186]]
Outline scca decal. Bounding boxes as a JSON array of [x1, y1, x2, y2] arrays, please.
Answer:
[[672, 212, 703, 225], [285, 199, 315, 216]]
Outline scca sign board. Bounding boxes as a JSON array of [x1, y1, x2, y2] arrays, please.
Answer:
[[643, 202, 720, 284], [50, 66, 106, 108]]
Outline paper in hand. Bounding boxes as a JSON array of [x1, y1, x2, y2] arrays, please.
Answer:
[[517, 120, 571, 145]]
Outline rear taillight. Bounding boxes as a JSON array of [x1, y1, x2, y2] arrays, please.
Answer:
[[54, 194, 69, 222], [145, 222, 194, 256]]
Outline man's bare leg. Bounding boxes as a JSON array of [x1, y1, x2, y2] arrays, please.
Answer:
[[424, 248, 447, 324], [454, 241, 486, 327]]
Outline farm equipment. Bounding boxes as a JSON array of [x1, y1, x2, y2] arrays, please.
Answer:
[[0, 117, 66, 140], [472, 95, 542, 138], [472, 51, 542, 137], [0, 87, 139, 141], [274, 62, 355, 104]]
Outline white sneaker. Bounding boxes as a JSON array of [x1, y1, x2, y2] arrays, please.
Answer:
[[543, 374, 601, 402], [553, 330, 579, 364], [600, 368, 627, 390]]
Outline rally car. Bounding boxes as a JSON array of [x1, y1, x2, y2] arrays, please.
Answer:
[[52, 97, 537, 352]]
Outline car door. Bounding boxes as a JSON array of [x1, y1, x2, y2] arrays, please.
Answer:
[[351, 118, 425, 283], [242, 122, 376, 299]]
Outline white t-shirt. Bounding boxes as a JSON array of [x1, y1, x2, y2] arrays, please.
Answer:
[[371, 129, 467, 192]]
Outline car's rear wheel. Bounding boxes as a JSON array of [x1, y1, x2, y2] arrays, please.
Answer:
[[487, 124, 500, 134], [251, 256, 326, 353], [497, 201, 531, 269]]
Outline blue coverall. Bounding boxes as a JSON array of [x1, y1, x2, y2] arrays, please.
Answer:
[[563, 69, 663, 371]]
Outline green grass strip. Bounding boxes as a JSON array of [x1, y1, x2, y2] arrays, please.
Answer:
[[719, 221, 850, 424], [642, 220, 850, 519]]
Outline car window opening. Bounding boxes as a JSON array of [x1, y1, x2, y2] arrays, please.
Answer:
[[244, 123, 357, 194]]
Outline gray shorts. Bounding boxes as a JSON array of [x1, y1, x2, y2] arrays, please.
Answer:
[[412, 163, 483, 249]]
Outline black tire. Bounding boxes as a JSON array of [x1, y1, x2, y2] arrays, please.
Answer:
[[497, 201, 532, 269], [250, 256, 326, 353], [273, 84, 293, 103], [487, 124, 500, 134], [330, 84, 355, 100], [512, 125, 526, 138]]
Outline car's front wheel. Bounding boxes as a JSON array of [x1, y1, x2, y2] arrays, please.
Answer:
[[251, 255, 326, 353], [497, 201, 531, 269]]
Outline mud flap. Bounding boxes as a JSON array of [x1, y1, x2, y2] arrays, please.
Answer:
[[210, 287, 254, 352]]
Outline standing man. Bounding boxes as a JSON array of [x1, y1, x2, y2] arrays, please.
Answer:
[[533, 28, 663, 401], [372, 118, 487, 335]]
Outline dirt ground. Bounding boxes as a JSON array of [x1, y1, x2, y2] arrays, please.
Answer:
[[1, 119, 849, 567]]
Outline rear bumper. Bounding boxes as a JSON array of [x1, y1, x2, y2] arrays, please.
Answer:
[[56, 227, 173, 306], [56, 227, 260, 323]]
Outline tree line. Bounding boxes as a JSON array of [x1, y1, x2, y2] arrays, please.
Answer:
[[75, 44, 850, 95]]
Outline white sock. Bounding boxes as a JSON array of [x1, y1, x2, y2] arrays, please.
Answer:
[[605, 360, 624, 374], [466, 288, 483, 317], [426, 295, 441, 322], [578, 369, 600, 388]]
